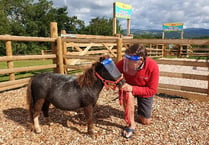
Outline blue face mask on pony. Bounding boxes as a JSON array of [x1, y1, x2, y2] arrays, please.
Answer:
[[101, 58, 122, 80]]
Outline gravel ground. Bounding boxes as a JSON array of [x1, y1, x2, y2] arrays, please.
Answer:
[[0, 59, 209, 145], [0, 87, 208, 145]]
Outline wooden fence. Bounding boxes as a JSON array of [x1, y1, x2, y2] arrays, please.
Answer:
[[0, 22, 209, 101], [0, 22, 58, 91], [156, 59, 209, 101]]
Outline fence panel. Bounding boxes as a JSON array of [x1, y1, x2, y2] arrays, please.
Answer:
[[0, 23, 58, 92], [156, 59, 209, 101]]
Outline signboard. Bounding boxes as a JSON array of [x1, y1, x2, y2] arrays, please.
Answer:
[[114, 2, 132, 19], [163, 23, 184, 32]]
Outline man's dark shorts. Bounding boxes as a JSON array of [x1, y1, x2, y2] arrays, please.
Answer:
[[136, 96, 153, 118]]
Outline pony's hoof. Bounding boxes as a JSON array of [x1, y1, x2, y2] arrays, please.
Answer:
[[88, 130, 94, 136], [35, 128, 42, 134], [48, 122, 53, 126], [45, 118, 53, 126], [88, 131, 97, 139], [66, 120, 72, 128]]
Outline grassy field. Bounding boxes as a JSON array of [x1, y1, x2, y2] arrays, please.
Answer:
[[0, 60, 53, 82]]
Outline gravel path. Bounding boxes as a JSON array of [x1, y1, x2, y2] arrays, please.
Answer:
[[0, 87, 208, 145]]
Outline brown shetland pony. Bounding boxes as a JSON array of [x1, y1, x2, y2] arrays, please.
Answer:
[[26, 56, 124, 135]]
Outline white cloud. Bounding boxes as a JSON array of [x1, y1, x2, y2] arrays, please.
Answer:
[[51, 0, 209, 29]]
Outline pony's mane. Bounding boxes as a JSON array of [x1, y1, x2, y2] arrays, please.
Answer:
[[76, 62, 99, 88]]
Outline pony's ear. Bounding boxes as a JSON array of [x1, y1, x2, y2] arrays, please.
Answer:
[[99, 55, 110, 62]]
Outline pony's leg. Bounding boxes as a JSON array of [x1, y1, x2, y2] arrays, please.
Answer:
[[33, 98, 45, 133], [42, 100, 53, 125], [84, 104, 94, 135]]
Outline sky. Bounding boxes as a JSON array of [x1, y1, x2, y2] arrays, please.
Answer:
[[51, 0, 209, 30]]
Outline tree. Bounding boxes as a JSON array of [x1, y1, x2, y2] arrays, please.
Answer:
[[0, 0, 86, 54], [0, 4, 10, 34], [82, 17, 123, 36], [66, 16, 85, 34], [0, 0, 85, 36]]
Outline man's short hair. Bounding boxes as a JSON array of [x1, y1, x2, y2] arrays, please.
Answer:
[[125, 43, 147, 58]]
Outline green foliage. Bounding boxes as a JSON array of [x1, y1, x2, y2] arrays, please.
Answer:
[[0, 0, 69, 54], [66, 16, 85, 34], [0, 42, 6, 56], [81, 17, 122, 36], [0, 5, 10, 34]]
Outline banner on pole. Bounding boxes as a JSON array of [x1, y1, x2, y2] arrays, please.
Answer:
[[163, 23, 184, 32], [114, 2, 132, 19]]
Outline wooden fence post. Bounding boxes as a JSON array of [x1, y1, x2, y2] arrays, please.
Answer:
[[6, 40, 15, 80], [179, 45, 183, 58], [41, 50, 44, 55], [162, 44, 165, 58], [56, 37, 64, 74], [112, 3, 116, 35], [162, 31, 165, 39], [127, 19, 131, 36], [61, 30, 67, 74], [149, 44, 152, 57], [50, 22, 58, 72], [116, 38, 122, 62]]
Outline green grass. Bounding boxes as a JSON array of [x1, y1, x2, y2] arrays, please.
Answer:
[[67, 69, 83, 75], [0, 60, 53, 82], [187, 56, 209, 60], [0, 62, 7, 69], [0, 59, 53, 68]]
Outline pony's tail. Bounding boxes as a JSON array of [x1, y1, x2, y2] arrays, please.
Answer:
[[26, 78, 35, 126], [26, 78, 33, 114]]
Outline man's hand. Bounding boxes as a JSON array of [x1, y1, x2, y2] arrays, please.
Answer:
[[122, 83, 133, 92]]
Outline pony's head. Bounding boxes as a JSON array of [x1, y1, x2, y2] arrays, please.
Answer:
[[77, 55, 125, 88], [96, 55, 125, 88]]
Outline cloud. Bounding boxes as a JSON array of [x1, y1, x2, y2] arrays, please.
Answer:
[[51, 0, 209, 29]]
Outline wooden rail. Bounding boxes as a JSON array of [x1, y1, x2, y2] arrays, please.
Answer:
[[0, 35, 56, 42], [0, 64, 56, 74], [155, 59, 209, 67], [0, 54, 56, 61], [0, 78, 30, 92], [160, 72, 207, 80], [123, 39, 209, 45]]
